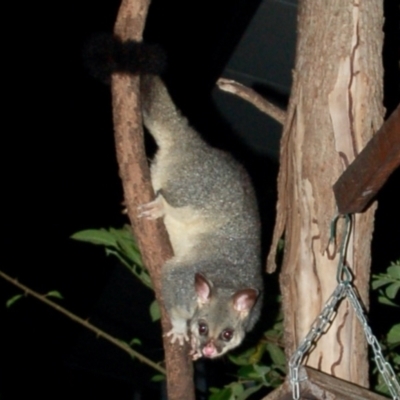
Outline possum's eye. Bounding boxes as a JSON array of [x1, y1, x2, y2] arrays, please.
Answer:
[[198, 322, 208, 336], [220, 329, 234, 342]]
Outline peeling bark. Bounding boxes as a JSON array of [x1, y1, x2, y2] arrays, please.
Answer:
[[267, 0, 384, 387]]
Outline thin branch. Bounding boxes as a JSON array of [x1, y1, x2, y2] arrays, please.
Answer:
[[0, 270, 166, 375], [111, 0, 195, 398], [217, 78, 286, 125]]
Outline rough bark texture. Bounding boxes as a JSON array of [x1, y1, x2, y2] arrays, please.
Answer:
[[111, 1, 195, 399], [267, 0, 384, 386]]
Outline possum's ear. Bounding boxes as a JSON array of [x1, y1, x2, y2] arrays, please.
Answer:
[[232, 288, 258, 318], [82, 33, 167, 84], [195, 273, 212, 305]]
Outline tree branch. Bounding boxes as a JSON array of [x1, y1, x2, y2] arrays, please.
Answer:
[[110, 0, 195, 399], [217, 78, 286, 125], [0, 270, 166, 375]]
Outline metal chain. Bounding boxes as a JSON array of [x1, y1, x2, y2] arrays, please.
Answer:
[[346, 284, 400, 400], [289, 283, 347, 399], [288, 215, 400, 400]]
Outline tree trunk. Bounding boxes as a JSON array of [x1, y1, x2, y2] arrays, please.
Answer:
[[267, 0, 384, 386]]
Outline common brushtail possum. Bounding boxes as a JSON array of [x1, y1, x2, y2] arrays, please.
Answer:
[[85, 36, 263, 359]]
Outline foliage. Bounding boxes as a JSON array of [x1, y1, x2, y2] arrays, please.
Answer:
[[372, 260, 400, 307], [71, 225, 160, 321], [6, 290, 63, 308], [371, 260, 400, 396], [209, 316, 286, 400], [71, 225, 285, 398], [70, 226, 399, 398], [71, 226, 149, 287]]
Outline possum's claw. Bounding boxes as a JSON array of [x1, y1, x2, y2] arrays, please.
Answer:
[[138, 196, 165, 219], [165, 329, 189, 346]]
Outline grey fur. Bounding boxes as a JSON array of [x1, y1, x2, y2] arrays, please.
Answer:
[[139, 75, 263, 359]]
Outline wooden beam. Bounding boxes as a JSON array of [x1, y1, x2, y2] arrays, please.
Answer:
[[304, 367, 389, 399], [333, 104, 400, 214], [262, 366, 389, 400]]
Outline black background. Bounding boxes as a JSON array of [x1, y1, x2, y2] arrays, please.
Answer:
[[1, 0, 399, 399]]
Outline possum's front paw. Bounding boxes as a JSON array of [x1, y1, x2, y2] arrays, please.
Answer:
[[189, 344, 202, 360], [189, 331, 202, 360], [165, 329, 189, 346], [138, 196, 165, 219], [164, 316, 190, 345]]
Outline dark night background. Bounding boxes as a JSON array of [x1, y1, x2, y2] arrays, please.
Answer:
[[1, 0, 399, 399]]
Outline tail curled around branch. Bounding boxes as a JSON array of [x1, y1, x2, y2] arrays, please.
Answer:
[[83, 33, 167, 83], [83, 34, 197, 148]]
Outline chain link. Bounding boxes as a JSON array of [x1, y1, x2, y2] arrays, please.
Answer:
[[289, 283, 347, 399], [346, 284, 400, 400], [288, 215, 400, 400]]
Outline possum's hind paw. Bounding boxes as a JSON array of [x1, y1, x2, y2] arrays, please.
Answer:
[[138, 196, 165, 219]]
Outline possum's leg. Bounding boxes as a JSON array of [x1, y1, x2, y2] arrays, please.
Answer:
[[164, 310, 190, 346], [161, 259, 199, 345]]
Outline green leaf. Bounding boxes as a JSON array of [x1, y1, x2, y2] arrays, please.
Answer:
[[209, 387, 233, 400], [105, 249, 153, 289], [264, 328, 280, 339], [226, 382, 244, 397], [238, 364, 270, 380], [253, 364, 270, 377], [393, 353, 400, 365], [150, 374, 165, 382], [228, 347, 258, 366], [149, 300, 161, 322], [120, 225, 137, 241], [237, 365, 258, 379], [387, 324, 400, 345], [137, 269, 153, 289], [374, 380, 390, 396], [385, 282, 400, 299], [378, 296, 399, 307], [248, 343, 267, 364], [105, 248, 130, 266], [129, 338, 142, 346], [236, 384, 263, 400], [273, 320, 284, 331], [266, 343, 286, 366], [371, 278, 392, 290], [72, 226, 153, 291], [71, 229, 118, 247], [6, 294, 23, 308], [110, 227, 143, 267], [387, 265, 400, 279], [45, 291, 64, 299]]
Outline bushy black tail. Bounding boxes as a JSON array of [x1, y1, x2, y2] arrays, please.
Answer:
[[83, 34, 195, 149], [83, 33, 167, 83]]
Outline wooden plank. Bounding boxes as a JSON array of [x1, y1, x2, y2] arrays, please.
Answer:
[[304, 366, 389, 399], [262, 366, 389, 399], [333, 104, 400, 214]]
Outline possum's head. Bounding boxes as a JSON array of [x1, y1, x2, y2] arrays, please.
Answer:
[[188, 273, 259, 360]]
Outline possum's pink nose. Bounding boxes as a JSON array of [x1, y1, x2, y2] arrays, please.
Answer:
[[202, 343, 217, 358]]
